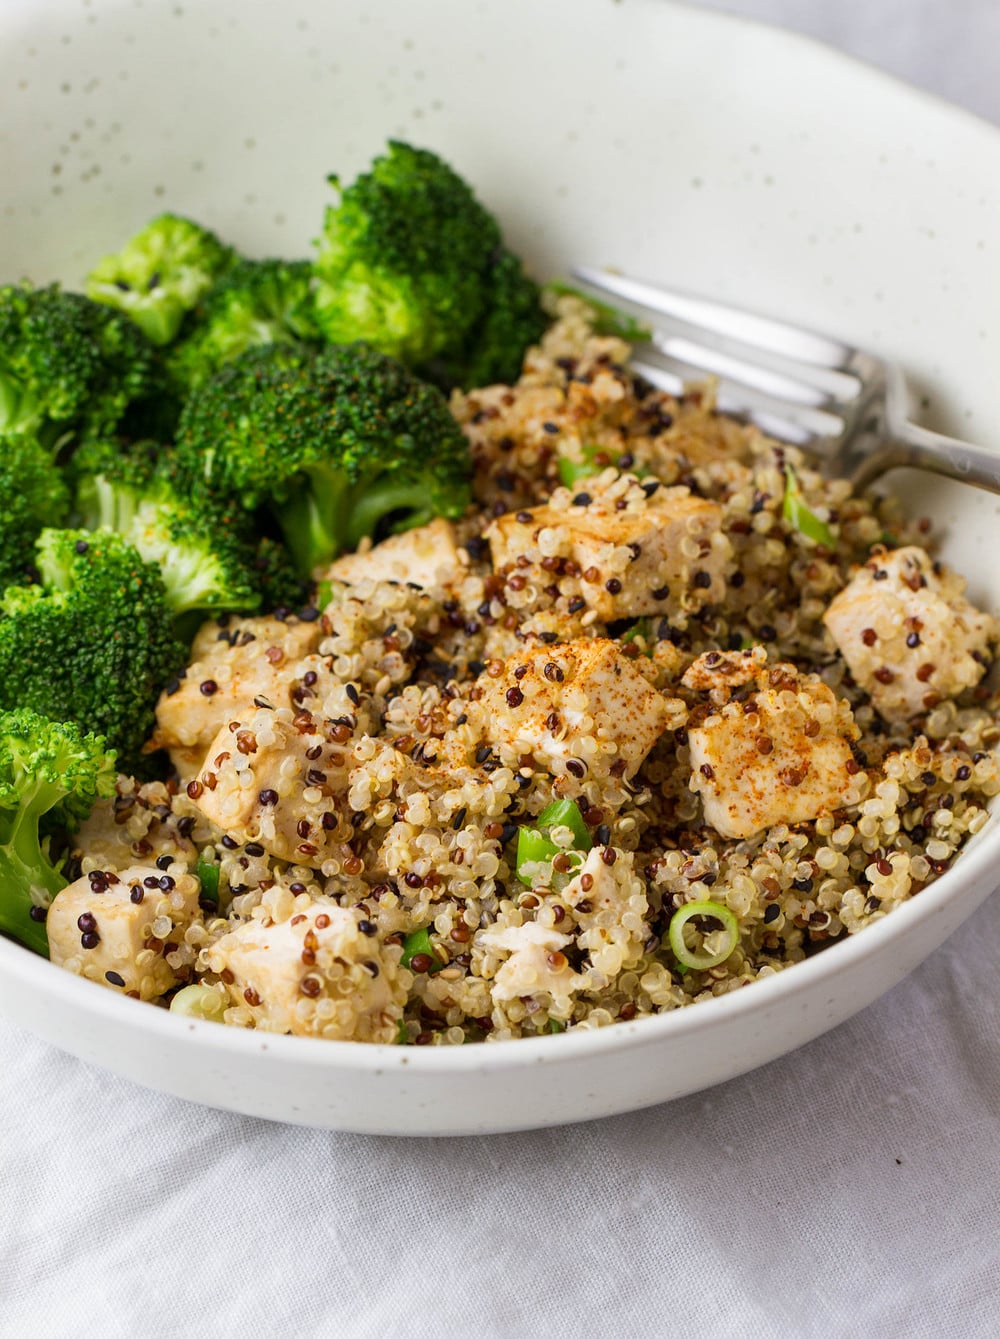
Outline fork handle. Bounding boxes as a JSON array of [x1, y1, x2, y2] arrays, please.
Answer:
[[851, 420, 1000, 495]]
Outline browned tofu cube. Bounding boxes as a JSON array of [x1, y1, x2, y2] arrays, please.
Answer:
[[824, 546, 996, 722], [685, 656, 863, 839], [486, 486, 730, 620], [48, 863, 201, 1000], [205, 898, 407, 1040], [190, 707, 354, 866], [475, 638, 671, 781]]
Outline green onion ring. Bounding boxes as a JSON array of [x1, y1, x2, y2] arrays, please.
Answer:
[[668, 899, 740, 970]]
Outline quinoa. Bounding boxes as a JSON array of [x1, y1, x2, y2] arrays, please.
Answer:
[[53, 295, 1000, 1043]]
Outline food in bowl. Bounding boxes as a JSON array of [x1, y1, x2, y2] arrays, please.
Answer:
[[1, 143, 997, 1046]]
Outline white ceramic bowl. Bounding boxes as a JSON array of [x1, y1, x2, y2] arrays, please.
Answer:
[[1, 0, 999, 1135]]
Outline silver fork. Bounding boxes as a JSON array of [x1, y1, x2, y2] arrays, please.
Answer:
[[571, 266, 1000, 494]]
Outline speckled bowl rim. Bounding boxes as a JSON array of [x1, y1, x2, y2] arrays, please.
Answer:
[[1, 0, 999, 1080]]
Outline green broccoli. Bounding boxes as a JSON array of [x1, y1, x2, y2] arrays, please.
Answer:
[[0, 434, 71, 591], [419, 247, 547, 390], [0, 283, 162, 452], [0, 708, 116, 956], [166, 257, 320, 393], [73, 437, 263, 620], [174, 342, 471, 574], [0, 529, 187, 772], [86, 213, 236, 346], [313, 141, 503, 366]]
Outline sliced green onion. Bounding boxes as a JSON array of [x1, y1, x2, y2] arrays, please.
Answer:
[[536, 799, 593, 852], [516, 800, 592, 884], [395, 1019, 410, 1045], [668, 899, 740, 971], [515, 826, 562, 882], [556, 441, 607, 489], [400, 926, 442, 973], [548, 1019, 565, 1034], [546, 282, 652, 342], [169, 984, 227, 1023], [621, 618, 654, 655], [315, 578, 334, 608], [196, 859, 220, 906], [782, 466, 834, 548]]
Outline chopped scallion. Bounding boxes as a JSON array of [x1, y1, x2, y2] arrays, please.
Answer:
[[196, 859, 220, 905], [515, 799, 592, 885], [400, 926, 442, 972], [668, 899, 740, 971], [782, 466, 834, 547]]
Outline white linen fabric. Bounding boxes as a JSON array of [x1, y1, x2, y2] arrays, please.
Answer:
[[1, 4, 998, 1336]]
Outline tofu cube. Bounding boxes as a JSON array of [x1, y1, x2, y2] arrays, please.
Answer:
[[190, 707, 354, 867], [153, 614, 322, 776], [685, 657, 863, 839], [321, 518, 460, 590], [486, 486, 730, 620], [823, 546, 996, 722], [475, 638, 672, 781], [47, 863, 201, 1001], [205, 898, 407, 1041]]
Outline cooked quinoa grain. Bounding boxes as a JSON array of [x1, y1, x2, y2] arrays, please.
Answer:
[[46, 296, 1000, 1042]]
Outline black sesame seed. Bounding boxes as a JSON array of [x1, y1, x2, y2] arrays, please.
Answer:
[[105, 971, 126, 987], [475, 745, 492, 764], [345, 683, 360, 706], [542, 421, 560, 435], [452, 807, 468, 831]]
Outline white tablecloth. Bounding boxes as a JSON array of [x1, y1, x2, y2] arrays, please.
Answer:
[[2, 5, 998, 1337]]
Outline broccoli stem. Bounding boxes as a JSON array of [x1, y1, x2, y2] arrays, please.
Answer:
[[275, 466, 437, 574], [0, 774, 67, 957], [344, 476, 435, 549]]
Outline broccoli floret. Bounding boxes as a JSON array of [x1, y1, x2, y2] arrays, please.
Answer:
[[0, 434, 71, 590], [174, 342, 471, 574], [313, 141, 502, 366], [167, 258, 320, 393], [420, 247, 547, 390], [74, 437, 262, 620], [0, 284, 162, 452], [0, 529, 186, 772], [0, 708, 116, 956], [86, 213, 236, 346]]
